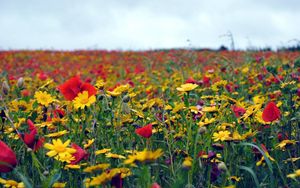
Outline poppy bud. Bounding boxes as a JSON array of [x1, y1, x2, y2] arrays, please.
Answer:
[[17, 77, 24, 88], [217, 162, 227, 171], [198, 127, 207, 134], [43, 170, 49, 176], [122, 95, 130, 103], [2, 81, 10, 95], [121, 103, 131, 114], [0, 141, 17, 173]]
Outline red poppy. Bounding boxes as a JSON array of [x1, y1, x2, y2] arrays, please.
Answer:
[[231, 105, 246, 118], [185, 77, 197, 84], [151, 183, 161, 188], [70, 143, 89, 164], [53, 108, 65, 118], [202, 76, 210, 87], [135, 124, 152, 138], [19, 119, 45, 151], [58, 76, 97, 101], [0, 140, 17, 173], [262, 102, 281, 122]]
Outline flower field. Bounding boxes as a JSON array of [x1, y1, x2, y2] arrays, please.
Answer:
[[0, 50, 300, 188]]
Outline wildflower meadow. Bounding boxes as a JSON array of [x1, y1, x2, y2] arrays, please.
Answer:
[[0, 49, 300, 188]]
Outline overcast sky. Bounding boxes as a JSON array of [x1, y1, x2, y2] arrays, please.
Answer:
[[0, 0, 299, 50]]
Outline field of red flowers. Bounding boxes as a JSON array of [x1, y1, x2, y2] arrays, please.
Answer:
[[0, 50, 300, 188]]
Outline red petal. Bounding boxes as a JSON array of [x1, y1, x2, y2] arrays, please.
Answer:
[[262, 102, 281, 122], [33, 137, 45, 151], [0, 141, 17, 173], [27, 119, 37, 132], [58, 76, 82, 100], [135, 124, 152, 138], [231, 105, 246, 118], [80, 82, 97, 97], [71, 143, 88, 164]]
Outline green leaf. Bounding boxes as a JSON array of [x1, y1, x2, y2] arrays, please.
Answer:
[[15, 170, 33, 188], [239, 165, 260, 188], [42, 170, 61, 188]]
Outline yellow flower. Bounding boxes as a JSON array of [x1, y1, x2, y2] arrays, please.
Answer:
[[172, 102, 185, 113], [198, 118, 216, 127], [182, 156, 193, 170], [84, 178, 91, 188], [124, 149, 163, 165], [89, 168, 131, 186], [44, 139, 76, 162], [52, 182, 67, 188], [73, 91, 96, 110], [276, 140, 297, 150], [256, 153, 275, 166], [0, 178, 24, 188], [105, 152, 126, 159], [202, 106, 217, 112], [34, 91, 55, 107], [45, 130, 69, 138], [228, 176, 241, 182], [211, 80, 227, 92], [106, 84, 130, 97], [283, 157, 300, 163], [255, 111, 270, 124], [212, 130, 231, 142], [95, 148, 111, 155], [176, 83, 198, 92], [95, 79, 105, 89], [287, 169, 300, 179], [9, 100, 33, 112], [64, 164, 81, 170], [253, 95, 265, 105], [84, 139, 95, 149], [83, 163, 110, 173]]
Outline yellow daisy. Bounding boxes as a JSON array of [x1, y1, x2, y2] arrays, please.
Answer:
[[176, 83, 198, 92], [124, 149, 163, 165], [45, 130, 69, 138], [212, 130, 231, 142], [73, 91, 96, 110], [34, 91, 55, 107], [0, 178, 24, 188], [44, 139, 76, 162], [83, 163, 110, 173], [52, 182, 67, 188]]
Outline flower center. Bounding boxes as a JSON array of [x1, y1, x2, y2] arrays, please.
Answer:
[[55, 144, 66, 153], [80, 98, 89, 104], [40, 96, 48, 102]]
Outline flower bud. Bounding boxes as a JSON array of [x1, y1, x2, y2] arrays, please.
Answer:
[[121, 103, 131, 114], [198, 127, 207, 134], [2, 81, 10, 95], [17, 77, 24, 88], [26, 148, 33, 152], [122, 95, 130, 103], [43, 170, 49, 176], [217, 162, 227, 171]]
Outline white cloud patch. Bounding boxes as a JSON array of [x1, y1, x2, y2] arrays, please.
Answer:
[[0, 0, 299, 50]]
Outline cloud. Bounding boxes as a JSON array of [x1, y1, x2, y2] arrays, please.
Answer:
[[0, 0, 299, 50]]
